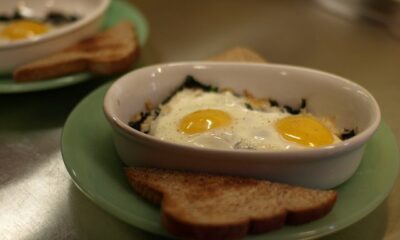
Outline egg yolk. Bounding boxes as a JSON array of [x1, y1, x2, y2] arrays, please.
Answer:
[[1, 20, 48, 40], [275, 115, 334, 147], [179, 109, 232, 134]]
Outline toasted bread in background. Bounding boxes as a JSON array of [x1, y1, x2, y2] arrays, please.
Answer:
[[13, 21, 139, 82], [208, 47, 267, 63], [125, 167, 337, 240]]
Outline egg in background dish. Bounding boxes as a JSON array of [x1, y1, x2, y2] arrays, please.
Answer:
[[148, 89, 341, 150], [0, 20, 49, 41]]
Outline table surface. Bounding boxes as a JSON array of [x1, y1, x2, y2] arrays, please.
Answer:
[[1, 0, 399, 239]]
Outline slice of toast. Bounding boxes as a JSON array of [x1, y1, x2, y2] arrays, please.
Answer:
[[125, 167, 337, 240], [13, 21, 139, 82], [208, 47, 267, 63]]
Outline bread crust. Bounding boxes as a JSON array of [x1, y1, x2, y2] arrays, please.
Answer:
[[285, 197, 337, 225], [125, 167, 337, 240], [162, 206, 249, 240]]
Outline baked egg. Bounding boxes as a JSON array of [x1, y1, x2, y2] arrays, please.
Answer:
[[142, 89, 341, 150], [0, 20, 49, 41], [0, 9, 80, 43]]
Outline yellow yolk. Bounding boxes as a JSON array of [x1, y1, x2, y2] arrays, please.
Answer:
[[1, 20, 48, 40], [179, 109, 232, 134], [275, 115, 334, 147]]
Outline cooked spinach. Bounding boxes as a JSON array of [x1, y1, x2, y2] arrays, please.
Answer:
[[244, 103, 253, 110], [128, 112, 150, 131], [269, 99, 279, 107], [179, 75, 219, 92], [45, 11, 80, 25], [0, 14, 11, 22], [162, 75, 219, 104], [283, 105, 300, 115], [283, 98, 307, 115], [300, 98, 307, 109], [0, 9, 80, 24], [341, 129, 356, 140]]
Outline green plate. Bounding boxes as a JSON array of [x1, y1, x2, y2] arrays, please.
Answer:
[[0, 0, 148, 94], [61, 83, 400, 240]]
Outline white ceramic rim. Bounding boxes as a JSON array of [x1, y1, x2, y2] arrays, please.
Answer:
[[104, 62, 381, 162], [0, 0, 110, 49]]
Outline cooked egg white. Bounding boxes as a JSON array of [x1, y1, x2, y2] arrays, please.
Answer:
[[149, 89, 341, 150]]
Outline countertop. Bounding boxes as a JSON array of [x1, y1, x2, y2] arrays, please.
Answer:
[[1, 0, 399, 239]]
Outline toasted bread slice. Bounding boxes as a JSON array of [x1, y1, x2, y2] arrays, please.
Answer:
[[125, 167, 337, 240], [13, 21, 139, 82], [208, 47, 267, 63]]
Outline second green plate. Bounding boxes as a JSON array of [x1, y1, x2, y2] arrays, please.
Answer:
[[0, 0, 148, 94]]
